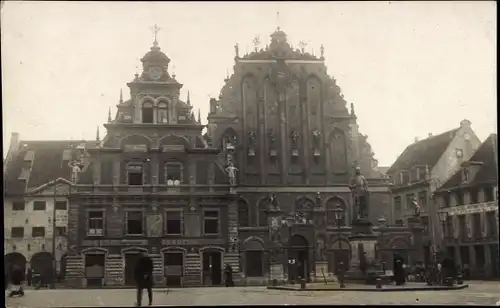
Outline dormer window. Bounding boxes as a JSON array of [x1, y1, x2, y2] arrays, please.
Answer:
[[142, 102, 154, 124], [157, 102, 168, 124]]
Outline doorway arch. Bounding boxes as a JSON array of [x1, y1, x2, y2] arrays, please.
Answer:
[[5, 252, 27, 274], [287, 235, 310, 282], [30, 252, 53, 279]]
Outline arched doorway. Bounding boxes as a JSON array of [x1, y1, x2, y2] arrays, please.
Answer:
[[5, 252, 27, 274], [30, 252, 54, 282], [122, 248, 147, 286], [287, 235, 310, 282], [243, 238, 265, 278]]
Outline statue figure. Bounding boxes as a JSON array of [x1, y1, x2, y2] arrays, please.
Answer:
[[320, 44, 324, 58], [411, 197, 421, 217], [68, 161, 82, 183], [315, 192, 322, 208], [316, 238, 326, 261], [270, 217, 281, 242], [291, 129, 299, 147], [269, 193, 280, 211], [234, 43, 239, 58], [312, 130, 321, 148], [349, 166, 369, 219], [225, 162, 238, 186], [248, 131, 256, 147]]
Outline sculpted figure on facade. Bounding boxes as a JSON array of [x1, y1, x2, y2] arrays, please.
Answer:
[[349, 166, 369, 220], [312, 130, 321, 148], [291, 129, 299, 147], [268, 129, 276, 148], [411, 197, 421, 217], [248, 131, 256, 147], [225, 162, 238, 186], [268, 193, 280, 211]]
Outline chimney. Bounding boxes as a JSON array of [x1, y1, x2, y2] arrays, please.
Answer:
[[428, 133, 433, 138], [414, 137, 419, 143], [460, 119, 471, 129]]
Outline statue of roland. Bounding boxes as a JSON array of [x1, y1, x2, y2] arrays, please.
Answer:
[[349, 166, 369, 220]]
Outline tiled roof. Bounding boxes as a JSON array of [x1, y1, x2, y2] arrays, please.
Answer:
[[4, 140, 91, 195], [387, 129, 459, 174], [440, 134, 497, 190]]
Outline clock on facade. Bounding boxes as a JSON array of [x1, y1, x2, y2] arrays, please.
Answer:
[[148, 66, 163, 80]]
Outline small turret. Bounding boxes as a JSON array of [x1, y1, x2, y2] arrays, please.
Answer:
[[96, 126, 101, 147], [108, 107, 112, 123], [197, 109, 201, 124], [187, 90, 191, 106], [119, 89, 123, 104], [350, 102, 356, 117]]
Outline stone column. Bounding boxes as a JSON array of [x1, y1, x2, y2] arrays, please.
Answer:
[[484, 245, 492, 278], [454, 245, 462, 266], [468, 246, 476, 278]]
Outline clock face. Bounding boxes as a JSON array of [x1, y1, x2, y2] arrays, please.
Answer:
[[148, 66, 163, 80]]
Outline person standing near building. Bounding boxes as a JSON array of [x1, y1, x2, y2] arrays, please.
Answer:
[[134, 252, 154, 306], [224, 264, 234, 287]]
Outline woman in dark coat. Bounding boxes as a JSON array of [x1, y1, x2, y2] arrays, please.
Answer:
[[393, 253, 406, 285], [224, 264, 234, 287]]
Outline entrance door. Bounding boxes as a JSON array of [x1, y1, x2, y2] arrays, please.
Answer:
[[202, 251, 222, 285], [124, 253, 142, 286], [288, 235, 310, 282]]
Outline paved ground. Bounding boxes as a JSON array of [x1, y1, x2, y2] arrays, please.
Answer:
[[5, 281, 500, 307]]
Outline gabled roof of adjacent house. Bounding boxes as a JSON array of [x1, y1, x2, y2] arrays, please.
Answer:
[[439, 134, 497, 190], [387, 129, 459, 174], [4, 140, 94, 195]]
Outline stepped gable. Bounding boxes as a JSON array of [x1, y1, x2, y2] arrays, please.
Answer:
[[439, 134, 497, 190], [387, 128, 459, 174], [4, 140, 95, 195]]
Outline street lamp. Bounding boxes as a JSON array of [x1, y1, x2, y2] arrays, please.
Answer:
[[437, 208, 449, 261], [333, 205, 346, 288]]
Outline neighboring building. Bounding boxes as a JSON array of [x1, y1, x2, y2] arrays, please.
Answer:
[[386, 121, 482, 265], [3, 135, 91, 279], [434, 134, 499, 279]]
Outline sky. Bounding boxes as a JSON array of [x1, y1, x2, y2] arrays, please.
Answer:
[[1, 1, 496, 166]]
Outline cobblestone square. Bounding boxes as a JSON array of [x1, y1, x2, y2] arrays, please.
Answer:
[[5, 281, 500, 307]]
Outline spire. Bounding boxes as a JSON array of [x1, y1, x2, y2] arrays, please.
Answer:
[[187, 91, 191, 105], [197, 109, 201, 124], [224, 69, 229, 82], [119, 89, 123, 104], [108, 107, 112, 123], [96, 126, 101, 146], [150, 24, 161, 50], [350, 102, 356, 116]]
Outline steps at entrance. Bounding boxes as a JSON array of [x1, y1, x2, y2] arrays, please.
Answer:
[[183, 253, 201, 285]]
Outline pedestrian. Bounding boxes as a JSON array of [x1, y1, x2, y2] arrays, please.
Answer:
[[27, 268, 32, 286], [134, 252, 154, 307], [9, 265, 25, 297], [224, 264, 234, 287]]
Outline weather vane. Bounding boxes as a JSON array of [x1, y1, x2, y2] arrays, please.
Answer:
[[150, 24, 161, 44], [298, 41, 308, 53]]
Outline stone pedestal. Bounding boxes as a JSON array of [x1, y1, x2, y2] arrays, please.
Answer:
[[314, 261, 329, 282], [269, 263, 285, 285], [345, 219, 379, 283]]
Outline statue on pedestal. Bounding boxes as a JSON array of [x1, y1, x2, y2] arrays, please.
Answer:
[[411, 197, 421, 217], [268, 193, 280, 211], [349, 166, 369, 220]]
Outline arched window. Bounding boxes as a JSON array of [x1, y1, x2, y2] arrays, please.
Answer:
[[142, 101, 154, 124], [238, 200, 249, 227], [157, 102, 168, 124]]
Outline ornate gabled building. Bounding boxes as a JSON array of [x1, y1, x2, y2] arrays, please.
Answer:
[[386, 120, 482, 266], [205, 27, 416, 284], [434, 134, 498, 279], [3, 133, 93, 281], [63, 38, 239, 288]]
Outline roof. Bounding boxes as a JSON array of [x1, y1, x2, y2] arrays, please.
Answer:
[[4, 140, 92, 195], [378, 166, 390, 175], [387, 128, 459, 174], [439, 134, 497, 190]]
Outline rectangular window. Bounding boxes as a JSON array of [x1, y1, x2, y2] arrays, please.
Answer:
[[165, 210, 183, 235], [165, 162, 183, 184], [56, 226, 67, 236], [203, 210, 220, 235], [405, 193, 414, 210], [458, 215, 467, 239], [472, 213, 481, 238], [126, 210, 144, 235], [418, 191, 427, 208], [32, 227, 45, 238], [12, 201, 25, 211], [127, 165, 143, 185], [33, 201, 47, 211], [55, 201, 67, 210], [11, 227, 24, 238], [394, 196, 402, 213], [88, 210, 105, 236], [469, 188, 479, 204], [402, 172, 410, 185]]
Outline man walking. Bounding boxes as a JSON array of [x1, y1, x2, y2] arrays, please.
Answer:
[[134, 252, 154, 306]]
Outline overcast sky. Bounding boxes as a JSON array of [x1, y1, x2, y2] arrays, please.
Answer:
[[1, 1, 496, 166]]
